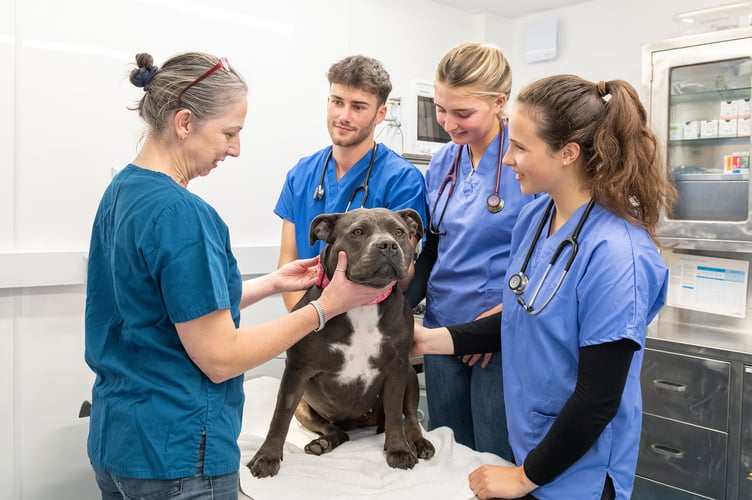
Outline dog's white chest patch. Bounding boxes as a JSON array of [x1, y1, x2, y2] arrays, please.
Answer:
[[330, 305, 383, 388]]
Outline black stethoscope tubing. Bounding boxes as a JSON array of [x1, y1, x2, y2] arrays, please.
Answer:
[[429, 121, 505, 235], [313, 143, 378, 212], [509, 198, 595, 315]]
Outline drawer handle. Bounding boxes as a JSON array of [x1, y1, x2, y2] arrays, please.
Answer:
[[650, 443, 684, 459], [652, 379, 687, 392]]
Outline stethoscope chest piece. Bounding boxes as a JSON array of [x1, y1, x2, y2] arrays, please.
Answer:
[[508, 272, 528, 295], [313, 184, 325, 200], [487, 194, 504, 213]]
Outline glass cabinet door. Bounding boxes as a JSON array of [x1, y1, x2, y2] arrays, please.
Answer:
[[645, 30, 752, 243], [668, 58, 751, 222]]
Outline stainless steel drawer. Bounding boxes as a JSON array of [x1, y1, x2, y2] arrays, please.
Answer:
[[641, 349, 730, 432], [741, 365, 752, 499], [632, 476, 714, 499], [636, 414, 727, 499]]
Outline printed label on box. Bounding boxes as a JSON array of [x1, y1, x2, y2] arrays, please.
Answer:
[[725, 154, 742, 173]]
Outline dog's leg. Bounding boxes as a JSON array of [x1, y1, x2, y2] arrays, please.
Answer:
[[247, 367, 311, 478], [403, 366, 435, 460], [294, 399, 351, 455], [381, 365, 420, 470]]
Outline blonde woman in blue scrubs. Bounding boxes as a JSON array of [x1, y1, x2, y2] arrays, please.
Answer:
[[405, 42, 535, 461], [411, 75, 677, 499]]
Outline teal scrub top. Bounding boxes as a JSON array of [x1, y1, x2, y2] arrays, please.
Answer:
[[85, 164, 244, 479], [502, 196, 668, 499], [274, 143, 427, 258]]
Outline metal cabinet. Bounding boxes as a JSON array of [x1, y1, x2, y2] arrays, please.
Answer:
[[741, 365, 752, 498], [635, 348, 730, 499], [633, 339, 752, 500], [643, 27, 752, 246]]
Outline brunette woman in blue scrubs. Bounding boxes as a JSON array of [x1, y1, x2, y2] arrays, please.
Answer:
[[411, 75, 677, 499], [405, 42, 535, 461]]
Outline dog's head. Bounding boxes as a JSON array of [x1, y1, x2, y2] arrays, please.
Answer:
[[309, 208, 424, 288]]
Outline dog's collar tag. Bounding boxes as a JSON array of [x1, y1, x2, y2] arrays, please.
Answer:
[[315, 262, 393, 304]]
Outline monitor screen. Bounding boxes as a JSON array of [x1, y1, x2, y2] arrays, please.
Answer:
[[416, 95, 451, 144]]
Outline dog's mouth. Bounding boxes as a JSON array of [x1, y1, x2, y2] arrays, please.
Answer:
[[346, 258, 406, 288]]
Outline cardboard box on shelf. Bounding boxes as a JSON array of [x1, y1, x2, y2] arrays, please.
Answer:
[[737, 98, 752, 118], [721, 100, 739, 119], [719, 118, 738, 137], [700, 119, 719, 138], [738, 116, 751, 137], [682, 120, 700, 139]]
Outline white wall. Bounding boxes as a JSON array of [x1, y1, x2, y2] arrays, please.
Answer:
[[499, 0, 738, 99], [0, 0, 745, 498], [0, 0, 482, 498]]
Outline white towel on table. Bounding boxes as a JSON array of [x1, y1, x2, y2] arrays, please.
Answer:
[[238, 376, 512, 500]]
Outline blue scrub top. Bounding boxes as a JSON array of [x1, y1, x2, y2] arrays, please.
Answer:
[[274, 143, 428, 258], [85, 164, 244, 479], [502, 195, 668, 499], [423, 127, 535, 327]]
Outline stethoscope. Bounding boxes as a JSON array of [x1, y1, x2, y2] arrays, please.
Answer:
[[313, 143, 378, 212], [508, 198, 595, 315], [428, 121, 505, 236]]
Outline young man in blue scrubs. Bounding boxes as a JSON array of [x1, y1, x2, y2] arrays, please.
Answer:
[[274, 55, 427, 311]]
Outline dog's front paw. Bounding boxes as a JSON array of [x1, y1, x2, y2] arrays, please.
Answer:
[[413, 437, 435, 460], [386, 448, 419, 470], [247, 452, 282, 478]]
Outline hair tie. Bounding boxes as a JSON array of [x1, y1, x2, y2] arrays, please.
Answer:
[[597, 80, 608, 97], [133, 65, 159, 89]]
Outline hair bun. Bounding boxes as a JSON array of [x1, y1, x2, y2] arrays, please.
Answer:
[[131, 65, 158, 89]]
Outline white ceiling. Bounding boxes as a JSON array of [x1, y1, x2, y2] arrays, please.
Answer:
[[429, 0, 589, 18]]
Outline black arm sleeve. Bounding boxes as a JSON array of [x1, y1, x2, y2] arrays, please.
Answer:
[[404, 230, 439, 308], [522, 338, 638, 486], [445, 311, 502, 355]]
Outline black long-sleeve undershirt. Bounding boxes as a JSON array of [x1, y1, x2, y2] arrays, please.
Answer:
[[445, 312, 637, 486], [404, 229, 439, 308]]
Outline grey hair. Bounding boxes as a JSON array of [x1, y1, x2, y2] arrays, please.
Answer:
[[129, 51, 247, 134]]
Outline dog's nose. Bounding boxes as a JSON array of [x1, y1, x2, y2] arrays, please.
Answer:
[[376, 239, 400, 257]]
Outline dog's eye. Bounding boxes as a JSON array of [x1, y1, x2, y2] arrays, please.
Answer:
[[394, 228, 405, 237], [353, 228, 364, 236]]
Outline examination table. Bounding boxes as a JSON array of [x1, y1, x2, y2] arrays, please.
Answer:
[[239, 376, 513, 499]]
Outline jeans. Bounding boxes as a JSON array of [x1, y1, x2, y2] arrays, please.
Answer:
[[92, 434, 239, 500], [423, 352, 511, 461]]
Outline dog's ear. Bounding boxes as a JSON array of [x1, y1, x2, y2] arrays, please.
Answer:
[[309, 213, 341, 245], [396, 208, 425, 239]]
